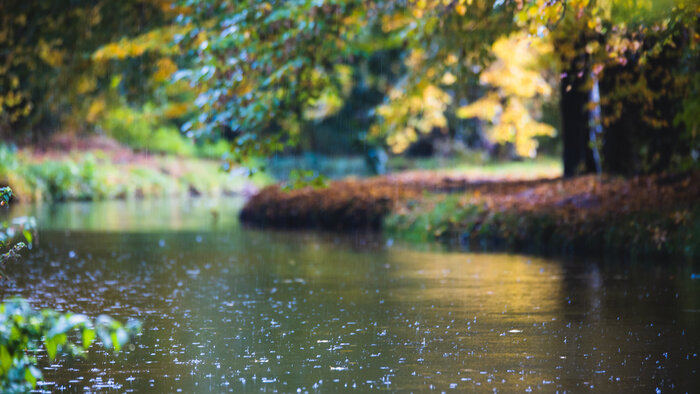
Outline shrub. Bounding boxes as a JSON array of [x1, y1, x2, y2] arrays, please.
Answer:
[[150, 127, 196, 156], [99, 104, 195, 156], [0, 299, 141, 393]]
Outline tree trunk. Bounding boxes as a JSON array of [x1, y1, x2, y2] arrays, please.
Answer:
[[599, 63, 638, 175], [561, 54, 596, 177], [599, 29, 687, 175]]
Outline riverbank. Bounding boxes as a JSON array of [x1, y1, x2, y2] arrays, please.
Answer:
[[0, 136, 269, 202], [240, 170, 559, 230], [241, 170, 700, 257]]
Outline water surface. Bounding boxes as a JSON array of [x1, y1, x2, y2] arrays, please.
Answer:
[[4, 199, 699, 392]]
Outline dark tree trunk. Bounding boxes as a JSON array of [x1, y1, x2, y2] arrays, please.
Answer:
[[599, 28, 688, 175], [560, 53, 596, 177], [599, 63, 638, 175]]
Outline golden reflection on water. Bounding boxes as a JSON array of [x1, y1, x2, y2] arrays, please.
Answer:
[[387, 250, 563, 319], [380, 250, 567, 389]]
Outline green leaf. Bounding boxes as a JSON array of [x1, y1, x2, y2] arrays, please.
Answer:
[[10, 325, 21, 341], [45, 337, 57, 360], [55, 333, 67, 347], [111, 332, 121, 352], [82, 328, 96, 350], [23, 229, 32, 244], [0, 345, 12, 373], [44, 334, 66, 360], [25, 367, 37, 388], [0, 187, 12, 205]]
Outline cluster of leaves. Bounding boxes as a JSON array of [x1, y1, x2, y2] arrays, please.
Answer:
[[369, 0, 518, 154], [0, 187, 11, 207], [0, 243, 26, 283], [172, 0, 372, 163], [2, 0, 698, 174], [456, 32, 556, 157], [0, 188, 35, 280], [0, 0, 178, 136], [0, 298, 141, 393]]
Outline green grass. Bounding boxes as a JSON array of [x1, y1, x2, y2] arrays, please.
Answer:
[[388, 155, 562, 179], [0, 145, 272, 202], [263, 153, 563, 181], [385, 193, 700, 258]]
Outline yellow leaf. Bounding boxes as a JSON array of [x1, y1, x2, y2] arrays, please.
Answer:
[[153, 58, 177, 82], [457, 94, 501, 120], [86, 98, 105, 123], [442, 72, 457, 85]]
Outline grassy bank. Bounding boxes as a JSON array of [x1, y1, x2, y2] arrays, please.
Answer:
[[388, 155, 562, 178], [0, 143, 271, 202], [242, 170, 700, 257], [239, 169, 559, 230], [263, 154, 562, 181], [387, 173, 700, 257]]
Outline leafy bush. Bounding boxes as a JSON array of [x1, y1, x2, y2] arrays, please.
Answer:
[[150, 127, 196, 156], [98, 103, 234, 158], [99, 105, 195, 156], [18, 155, 115, 201], [99, 106, 154, 151], [0, 299, 141, 393], [196, 139, 230, 159]]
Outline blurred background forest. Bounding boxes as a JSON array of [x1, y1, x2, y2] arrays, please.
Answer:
[[0, 0, 698, 189]]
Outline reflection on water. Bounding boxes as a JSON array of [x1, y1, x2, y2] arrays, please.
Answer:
[[3, 199, 699, 392]]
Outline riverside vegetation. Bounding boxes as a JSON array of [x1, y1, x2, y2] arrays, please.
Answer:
[[0, 139, 270, 203], [241, 170, 700, 258]]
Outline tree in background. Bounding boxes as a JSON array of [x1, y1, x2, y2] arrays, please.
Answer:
[[1, 0, 698, 175], [170, 0, 373, 165], [456, 32, 556, 159], [0, 0, 178, 141], [176, 0, 697, 174], [369, 0, 517, 155], [517, 0, 699, 175]]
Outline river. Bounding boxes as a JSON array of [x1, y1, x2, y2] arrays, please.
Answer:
[[4, 199, 698, 392]]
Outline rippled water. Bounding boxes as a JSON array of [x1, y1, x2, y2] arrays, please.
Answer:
[[3, 199, 699, 392]]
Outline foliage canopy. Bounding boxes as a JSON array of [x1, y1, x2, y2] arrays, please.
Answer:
[[0, 0, 698, 173]]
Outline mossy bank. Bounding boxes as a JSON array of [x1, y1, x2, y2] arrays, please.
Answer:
[[242, 171, 700, 258]]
